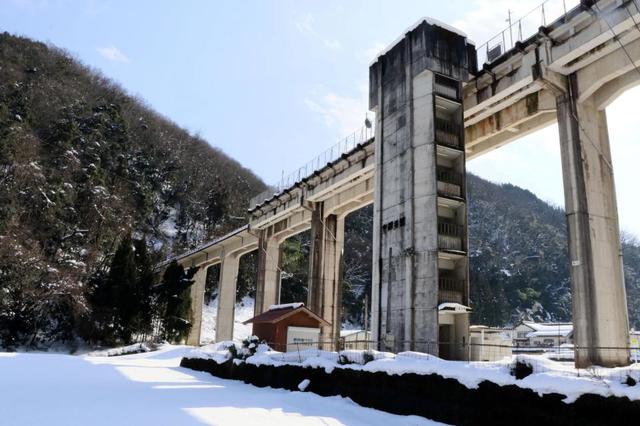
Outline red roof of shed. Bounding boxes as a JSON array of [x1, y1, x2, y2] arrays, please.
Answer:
[[243, 304, 330, 326]]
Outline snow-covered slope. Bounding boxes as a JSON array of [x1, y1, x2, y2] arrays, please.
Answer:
[[200, 296, 255, 344]]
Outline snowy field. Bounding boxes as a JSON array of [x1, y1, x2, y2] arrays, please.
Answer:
[[0, 345, 444, 426]]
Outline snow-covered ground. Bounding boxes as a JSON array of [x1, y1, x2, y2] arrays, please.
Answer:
[[200, 296, 254, 344], [0, 345, 442, 425]]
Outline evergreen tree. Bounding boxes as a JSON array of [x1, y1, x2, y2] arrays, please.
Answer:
[[156, 261, 196, 343], [133, 237, 154, 339], [87, 268, 116, 345], [108, 233, 138, 343], [279, 236, 309, 304]]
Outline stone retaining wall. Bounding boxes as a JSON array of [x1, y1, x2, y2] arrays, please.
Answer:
[[181, 357, 640, 425]]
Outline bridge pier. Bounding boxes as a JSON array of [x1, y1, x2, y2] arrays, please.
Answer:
[[186, 265, 209, 346], [308, 203, 345, 350], [215, 253, 240, 341], [255, 230, 282, 316], [556, 76, 630, 367]]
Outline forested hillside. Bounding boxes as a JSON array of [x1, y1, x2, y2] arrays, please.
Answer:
[[0, 33, 265, 347]]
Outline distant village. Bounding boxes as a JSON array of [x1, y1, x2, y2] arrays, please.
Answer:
[[340, 321, 640, 362]]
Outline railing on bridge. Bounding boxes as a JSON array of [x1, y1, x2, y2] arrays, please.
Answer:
[[475, 0, 581, 66], [249, 125, 374, 209]]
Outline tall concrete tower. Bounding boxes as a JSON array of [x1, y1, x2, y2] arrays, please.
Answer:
[[369, 19, 476, 359]]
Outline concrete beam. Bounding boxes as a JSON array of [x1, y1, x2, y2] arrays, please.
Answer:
[[593, 66, 640, 109], [577, 36, 640, 102], [549, 0, 640, 72], [465, 90, 556, 150], [467, 111, 557, 159]]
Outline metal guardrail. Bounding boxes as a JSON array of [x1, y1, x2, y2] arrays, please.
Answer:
[[249, 125, 374, 209], [438, 221, 465, 237], [475, 0, 581, 66], [437, 167, 463, 186], [435, 118, 462, 148]]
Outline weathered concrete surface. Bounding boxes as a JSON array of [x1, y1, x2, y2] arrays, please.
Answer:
[[369, 20, 473, 356], [308, 204, 345, 349], [214, 254, 241, 341], [557, 75, 630, 367], [186, 265, 210, 346], [255, 230, 282, 316]]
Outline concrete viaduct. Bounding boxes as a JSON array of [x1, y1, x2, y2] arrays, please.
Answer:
[[158, 0, 640, 367]]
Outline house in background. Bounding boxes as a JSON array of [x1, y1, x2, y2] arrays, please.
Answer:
[[243, 303, 329, 352], [339, 329, 371, 350], [469, 325, 512, 361], [512, 321, 573, 347]]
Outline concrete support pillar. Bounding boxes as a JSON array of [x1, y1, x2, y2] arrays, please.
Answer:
[[556, 76, 630, 367], [308, 204, 345, 350], [255, 231, 281, 316], [215, 254, 240, 342], [186, 265, 209, 346]]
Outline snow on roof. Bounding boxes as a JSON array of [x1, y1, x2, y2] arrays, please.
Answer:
[[522, 321, 573, 332], [518, 322, 573, 338], [268, 302, 304, 311], [438, 303, 471, 313], [340, 329, 368, 338], [527, 329, 573, 338], [369, 17, 470, 66]]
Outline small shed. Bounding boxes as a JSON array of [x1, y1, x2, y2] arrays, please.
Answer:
[[243, 303, 330, 352]]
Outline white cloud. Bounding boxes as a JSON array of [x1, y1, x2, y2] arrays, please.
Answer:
[[294, 13, 342, 50], [96, 45, 130, 63], [304, 83, 369, 137]]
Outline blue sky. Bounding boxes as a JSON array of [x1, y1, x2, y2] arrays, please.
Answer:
[[3, 0, 640, 236]]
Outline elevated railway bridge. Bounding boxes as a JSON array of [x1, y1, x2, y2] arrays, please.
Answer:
[[158, 0, 640, 367]]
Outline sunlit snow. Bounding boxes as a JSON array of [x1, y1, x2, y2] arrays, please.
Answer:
[[0, 345, 444, 425]]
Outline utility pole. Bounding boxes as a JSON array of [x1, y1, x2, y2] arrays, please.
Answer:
[[364, 293, 369, 345], [507, 9, 513, 49]]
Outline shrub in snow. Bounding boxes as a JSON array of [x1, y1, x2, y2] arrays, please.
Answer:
[[511, 359, 534, 380], [338, 354, 353, 365], [230, 335, 262, 361], [338, 349, 376, 365], [624, 375, 637, 387]]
